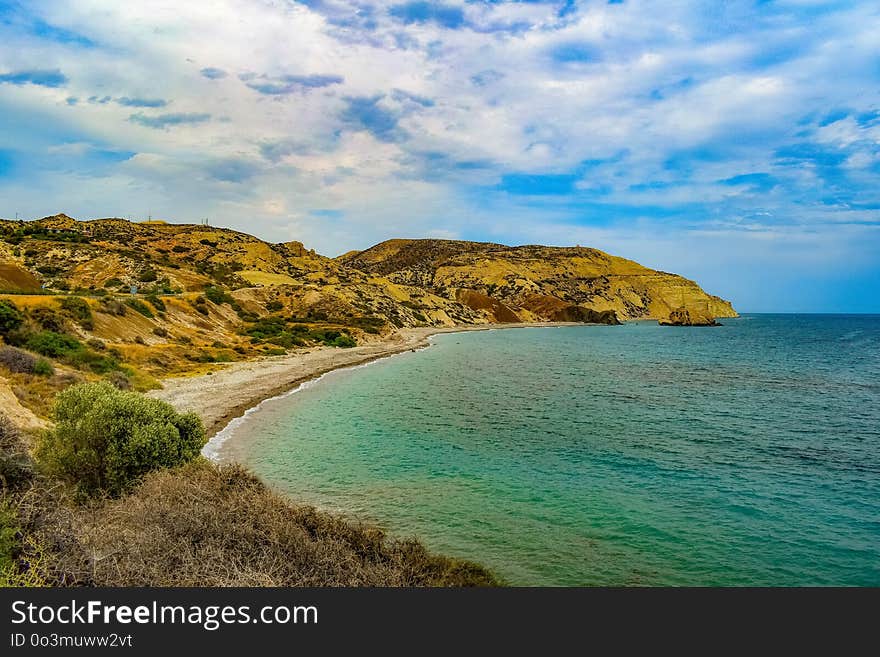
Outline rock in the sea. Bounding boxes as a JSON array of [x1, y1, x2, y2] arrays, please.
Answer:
[[659, 306, 720, 327]]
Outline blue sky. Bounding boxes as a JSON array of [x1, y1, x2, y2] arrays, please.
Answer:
[[1, 0, 879, 312]]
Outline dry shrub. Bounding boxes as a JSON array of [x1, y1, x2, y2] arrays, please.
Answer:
[[104, 370, 131, 390], [0, 414, 33, 491], [0, 413, 21, 453], [63, 460, 499, 587], [2, 481, 82, 587], [0, 345, 37, 373]]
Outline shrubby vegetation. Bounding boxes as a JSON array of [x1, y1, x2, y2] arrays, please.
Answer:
[[0, 414, 32, 493], [26, 331, 80, 358], [99, 297, 127, 316], [242, 316, 357, 349], [0, 500, 17, 572], [31, 306, 66, 332], [138, 268, 158, 283], [125, 298, 154, 318], [59, 296, 94, 330], [17, 331, 117, 374], [309, 329, 357, 348], [36, 382, 206, 498], [0, 299, 23, 337], [65, 461, 499, 586], [0, 346, 52, 376], [145, 294, 165, 312], [203, 285, 234, 305], [0, 297, 135, 377]]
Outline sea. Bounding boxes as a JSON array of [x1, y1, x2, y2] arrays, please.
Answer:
[[215, 315, 880, 586]]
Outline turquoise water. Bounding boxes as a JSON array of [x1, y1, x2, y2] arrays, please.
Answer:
[[220, 316, 880, 586]]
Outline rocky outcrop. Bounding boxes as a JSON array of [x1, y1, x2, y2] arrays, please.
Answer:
[[548, 305, 621, 325], [456, 289, 521, 323], [0, 377, 49, 432], [659, 306, 721, 327]]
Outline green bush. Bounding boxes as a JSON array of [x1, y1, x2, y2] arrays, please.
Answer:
[[145, 295, 165, 312], [266, 333, 307, 349], [307, 329, 357, 348], [125, 299, 154, 318], [244, 316, 286, 339], [59, 296, 94, 330], [36, 382, 206, 498], [0, 300, 23, 337], [138, 268, 158, 283], [203, 286, 234, 305], [33, 359, 54, 377], [24, 332, 118, 374], [26, 331, 80, 358], [65, 349, 119, 374], [330, 334, 357, 348], [30, 306, 66, 332]]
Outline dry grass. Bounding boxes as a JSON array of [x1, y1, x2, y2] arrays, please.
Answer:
[[10, 460, 498, 587], [0, 264, 42, 293], [238, 270, 298, 286]]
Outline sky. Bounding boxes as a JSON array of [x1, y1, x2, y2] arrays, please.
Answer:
[[0, 1, 879, 312]]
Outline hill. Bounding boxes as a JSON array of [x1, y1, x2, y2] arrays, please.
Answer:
[[340, 238, 736, 324], [0, 214, 734, 327], [0, 214, 735, 422]]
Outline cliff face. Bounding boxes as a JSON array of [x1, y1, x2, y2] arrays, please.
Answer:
[[0, 216, 735, 335]]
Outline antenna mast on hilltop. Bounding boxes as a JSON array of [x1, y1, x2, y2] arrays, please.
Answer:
[[201, 217, 210, 226]]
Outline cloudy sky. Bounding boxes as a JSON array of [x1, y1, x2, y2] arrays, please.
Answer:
[[1, 0, 879, 312]]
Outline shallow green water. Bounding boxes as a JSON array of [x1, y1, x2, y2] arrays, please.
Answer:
[[215, 315, 880, 585]]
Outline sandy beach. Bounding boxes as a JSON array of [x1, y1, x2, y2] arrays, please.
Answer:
[[148, 322, 579, 438]]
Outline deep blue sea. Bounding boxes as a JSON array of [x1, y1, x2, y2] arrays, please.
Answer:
[[217, 315, 880, 585]]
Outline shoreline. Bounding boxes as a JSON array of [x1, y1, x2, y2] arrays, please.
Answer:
[[148, 322, 585, 449]]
